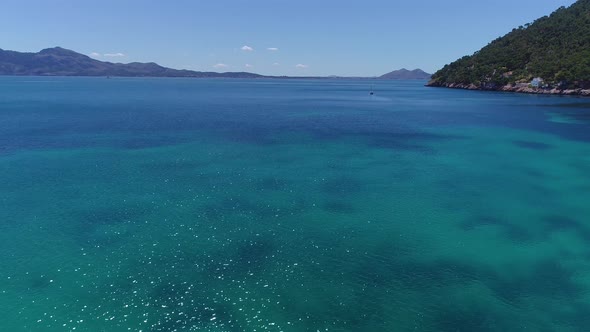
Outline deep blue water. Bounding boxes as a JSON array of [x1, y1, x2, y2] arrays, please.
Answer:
[[1, 77, 590, 331]]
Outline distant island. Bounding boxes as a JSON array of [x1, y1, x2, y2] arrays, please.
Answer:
[[0, 47, 263, 78], [427, 0, 590, 96], [1, 46, 426, 81], [380, 68, 431, 80]]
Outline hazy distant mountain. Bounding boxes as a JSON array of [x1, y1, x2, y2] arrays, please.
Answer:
[[0, 47, 263, 78], [380, 68, 431, 80], [0, 47, 432, 80]]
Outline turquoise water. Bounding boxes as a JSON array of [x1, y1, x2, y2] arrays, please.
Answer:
[[1, 77, 590, 331]]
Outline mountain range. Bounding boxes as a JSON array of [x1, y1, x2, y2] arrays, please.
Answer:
[[0, 47, 428, 80], [0, 47, 262, 78]]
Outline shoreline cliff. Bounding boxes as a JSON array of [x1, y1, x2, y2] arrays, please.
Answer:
[[426, 81, 590, 97]]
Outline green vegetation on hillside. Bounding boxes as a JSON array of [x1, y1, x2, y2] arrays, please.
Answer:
[[429, 0, 590, 89]]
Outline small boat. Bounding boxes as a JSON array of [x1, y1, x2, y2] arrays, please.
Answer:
[[369, 85, 374, 95]]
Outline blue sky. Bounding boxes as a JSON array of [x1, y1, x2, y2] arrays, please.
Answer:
[[0, 0, 577, 76]]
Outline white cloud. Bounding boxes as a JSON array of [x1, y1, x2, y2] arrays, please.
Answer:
[[89, 52, 101, 57], [267, 47, 279, 51], [214, 63, 229, 69], [296, 64, 309, 69], [241, 45, 254, 52], [272, 62, 280, 66], [245, 64, 254, 68], [104, 53, 125, 57]]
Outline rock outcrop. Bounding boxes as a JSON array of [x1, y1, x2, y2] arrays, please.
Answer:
[[427, 81, 590, 96]]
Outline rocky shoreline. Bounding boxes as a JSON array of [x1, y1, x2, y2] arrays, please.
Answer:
[[426, 82, 590, 97]]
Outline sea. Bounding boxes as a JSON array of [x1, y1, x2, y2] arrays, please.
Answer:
[[1, 77, 590, 331]]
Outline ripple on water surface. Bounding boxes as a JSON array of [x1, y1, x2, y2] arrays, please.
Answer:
[[1, 78, 590, 331]]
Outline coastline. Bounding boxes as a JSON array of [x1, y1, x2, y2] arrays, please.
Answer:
[[426, 82, 590, 97]]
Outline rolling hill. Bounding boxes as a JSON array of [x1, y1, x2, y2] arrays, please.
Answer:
[[427, 0, 590, 95]]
